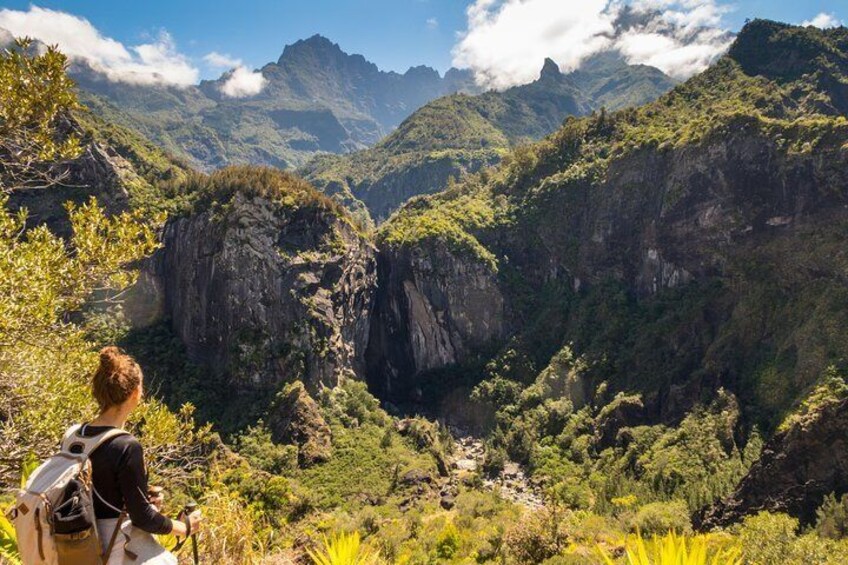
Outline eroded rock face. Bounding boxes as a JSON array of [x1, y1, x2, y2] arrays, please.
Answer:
[[158, 191, 376, 392], [366, 241, 506, 399], [531, 125, 848, 299], [371, 121, 848, 405], [268, 381, 332, 467], [696, 397, 848, 529]]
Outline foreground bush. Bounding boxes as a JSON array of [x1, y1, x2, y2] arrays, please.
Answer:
[[737, 511, 848, 564]]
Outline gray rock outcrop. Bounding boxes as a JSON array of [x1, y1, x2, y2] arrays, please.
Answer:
[[158, 191, 376, 392], [366, 240, 506, 399]]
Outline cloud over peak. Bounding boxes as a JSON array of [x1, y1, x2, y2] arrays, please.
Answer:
[[202, 51, 267, 98], [219, 66, 268, 98], [204, 51, 242, 69], [453, 0, 735, 90], [0, 6, 198, 86]]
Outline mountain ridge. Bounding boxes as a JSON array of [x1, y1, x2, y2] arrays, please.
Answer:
[[302, 52, 677, 221], [55, 33, 481, 172]]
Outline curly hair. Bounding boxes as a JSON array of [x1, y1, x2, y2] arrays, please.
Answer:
[[92, 346, 142, 411]]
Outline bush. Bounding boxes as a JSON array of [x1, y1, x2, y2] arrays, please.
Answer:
[[816, 492, 848, 539], [435, 521, 461, 559], [235, 421, 298, 474], [482, 445, 507, 477], [503, 508, 569, 563], [738, 511, 848, 565], [631, 500, 692, 536]]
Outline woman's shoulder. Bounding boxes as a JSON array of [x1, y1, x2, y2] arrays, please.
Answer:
[[87, 426, 142, 453], [111, 430, 142, 450]]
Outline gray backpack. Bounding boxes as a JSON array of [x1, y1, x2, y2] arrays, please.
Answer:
[[10, 424, 128, 564]]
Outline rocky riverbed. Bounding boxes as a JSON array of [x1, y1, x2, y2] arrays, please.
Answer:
[[450, 434, 544, 509]]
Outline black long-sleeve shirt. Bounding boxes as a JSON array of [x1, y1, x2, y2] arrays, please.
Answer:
[[72, 424, 173, 535]]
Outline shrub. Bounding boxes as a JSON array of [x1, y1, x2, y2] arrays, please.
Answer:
[[235, 421, 298, 474], [816, 492, 848, 539], [631, 501, 692, 536], [435, 521, 461, 559], [503, 508, 569, 563], [482, 445, 507, 477], [738, 511, 848, 565], [198, 487, 265, 565]]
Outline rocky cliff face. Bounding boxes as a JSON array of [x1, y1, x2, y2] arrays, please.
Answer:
[[370, 122, 848, 402], [157, 190, 376, 393], [697, 395, 848, 528], [521, 122, 848, 299], [366, 241, 506, 399], [371, 21, 848, 421]]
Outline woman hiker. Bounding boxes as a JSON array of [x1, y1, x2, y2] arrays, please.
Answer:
[[62, 346, 203, 564]]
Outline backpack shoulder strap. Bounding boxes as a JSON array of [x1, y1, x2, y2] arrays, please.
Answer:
[[84, 428, 130, 457], [60, 424, 130, 456], [60, 424, 83, 451]]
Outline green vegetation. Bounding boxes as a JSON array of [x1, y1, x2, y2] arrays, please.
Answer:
[[73, 109, 191, 215], [307, 531, 377, 565], [0, 38, 81, 190], [736, 512, 848, 564], [597, 531, 741, 565], [7, 20, 848, 565]]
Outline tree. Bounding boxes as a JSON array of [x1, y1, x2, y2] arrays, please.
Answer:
[[0, 38, 82, 193], [0, 37, 160, 484]]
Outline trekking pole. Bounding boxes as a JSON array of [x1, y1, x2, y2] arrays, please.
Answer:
[[184, 501, 199, 565]]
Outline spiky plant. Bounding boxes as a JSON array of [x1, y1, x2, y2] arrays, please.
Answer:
[[307, 531, 377, 565], [597, 531, 742, 565]]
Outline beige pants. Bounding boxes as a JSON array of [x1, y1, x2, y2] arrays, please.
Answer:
[[97, 519, 177, 565]]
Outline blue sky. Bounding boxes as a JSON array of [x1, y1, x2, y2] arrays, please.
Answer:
[[0, 1, 844, 90]]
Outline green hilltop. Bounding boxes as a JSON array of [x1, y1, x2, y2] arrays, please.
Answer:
[[302, 53, 676, 222]]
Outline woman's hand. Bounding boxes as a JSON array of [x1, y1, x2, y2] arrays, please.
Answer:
[[171, 509, 203, 539], [187, 510, 203, 535]]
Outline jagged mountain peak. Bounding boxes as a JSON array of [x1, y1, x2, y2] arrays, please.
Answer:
[[281, 33, 341, 54], [404, 64, 442, 80], [540, 57, 562, 79]]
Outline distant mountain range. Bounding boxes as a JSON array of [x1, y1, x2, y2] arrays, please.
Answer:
[[302, 52, 677, 221], [66, 34, 480, 170]]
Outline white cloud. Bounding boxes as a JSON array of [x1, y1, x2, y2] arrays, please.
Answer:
[[203, 51, 267, 98], [802, 12, 842, 29], [220, 66, 267, 98], [426, 18, 439, 30], [0, 6, 198, 86], [203, 51, 242, 69], [453, 0, 734, 89]]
